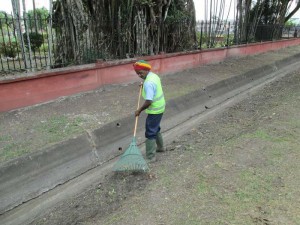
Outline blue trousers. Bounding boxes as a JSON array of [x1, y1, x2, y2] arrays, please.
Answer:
[[145, 113, 163, 140]]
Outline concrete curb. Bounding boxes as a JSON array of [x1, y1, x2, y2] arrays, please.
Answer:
[[1, 53, 300, 215]]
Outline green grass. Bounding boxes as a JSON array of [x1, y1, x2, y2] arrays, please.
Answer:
[[0, 115, 85, 163], [156, 165, 174, 188], [36, 115, 84, 143], [164, 85, 200, 100], [0, 142, 32, 163], [0, 134, 11, 142], [236, 170, 273, 201], [197, 174, 209, 194]]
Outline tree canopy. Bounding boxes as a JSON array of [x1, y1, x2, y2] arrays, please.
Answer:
[[26, 7, 49, 31]]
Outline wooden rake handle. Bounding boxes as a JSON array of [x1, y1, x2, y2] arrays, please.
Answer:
[[133, 83, 143, 137]]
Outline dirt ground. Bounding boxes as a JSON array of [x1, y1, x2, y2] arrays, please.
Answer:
[[1, 46, 300, 164], [27, 60, 300, 223]]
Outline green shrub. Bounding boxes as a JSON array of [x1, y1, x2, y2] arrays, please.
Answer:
[[0, 41, 19, 58], [39, 43, 49, 52], [23, 32, 44, 51]]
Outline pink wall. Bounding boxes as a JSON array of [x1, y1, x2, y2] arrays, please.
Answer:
[[1, 39, 300, 112]]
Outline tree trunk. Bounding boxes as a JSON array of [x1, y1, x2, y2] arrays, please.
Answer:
[[22, 0, 34, 71], [32, 0, 38, 32], [11, 0, 29, 69], [52, 0, 196, 65], [285, 2, 300, 22], [53, 0, 89, 65], [46, 0, 53, 69]]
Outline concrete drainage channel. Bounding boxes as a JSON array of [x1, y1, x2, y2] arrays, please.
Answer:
[[1, 54, 300, 225]]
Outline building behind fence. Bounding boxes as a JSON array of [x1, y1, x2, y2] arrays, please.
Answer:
[[0, 14, 298, 75]]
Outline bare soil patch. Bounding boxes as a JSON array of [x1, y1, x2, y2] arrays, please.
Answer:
[[30, 68, 300, 224]]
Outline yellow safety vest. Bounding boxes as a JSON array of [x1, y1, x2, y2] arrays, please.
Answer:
[[142, 72, 165, 114]]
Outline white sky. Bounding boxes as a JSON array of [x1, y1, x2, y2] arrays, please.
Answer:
[[0, 0, 299, 20], [0, 0, 49, 14], [194, 0, 236, 20]]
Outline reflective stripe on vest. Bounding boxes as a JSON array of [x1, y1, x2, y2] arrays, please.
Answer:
[[148, 104, 165, 111], [142, 72, 165, 114], [153, 94, 164, 102]]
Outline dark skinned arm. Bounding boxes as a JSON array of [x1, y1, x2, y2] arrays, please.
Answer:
[[135, 100, 152, 117]]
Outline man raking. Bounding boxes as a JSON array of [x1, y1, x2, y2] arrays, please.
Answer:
[[134, 60, 166, 162]]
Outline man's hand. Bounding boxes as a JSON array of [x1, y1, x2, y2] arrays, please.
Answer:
[[135, 100, 152, 117], [135, 109, 141, 117]]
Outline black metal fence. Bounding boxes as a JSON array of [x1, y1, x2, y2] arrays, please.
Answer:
[[0, 14, 298, 76], [0, 14, 55, 75], [197, 21, 299, 49]]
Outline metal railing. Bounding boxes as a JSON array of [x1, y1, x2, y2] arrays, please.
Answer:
[[197, 21, 299, 49], [0, 15, 298, 76], [0, 14, 56, 75]]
